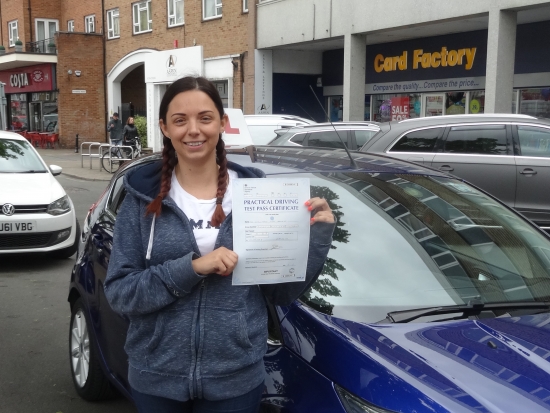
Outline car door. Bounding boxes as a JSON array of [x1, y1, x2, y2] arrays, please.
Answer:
[[92, 175, 130, 385], [513, 124, 550, 226], [384, 126, 443, 165], [305, 130, 350, 149], [430, 123, 516, 206]]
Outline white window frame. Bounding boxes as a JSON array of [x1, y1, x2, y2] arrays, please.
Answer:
[[203, 0, 222, 20], [85, 15, 95, 33], [167, 0, 184, 27], [107, 8, 120, 39], [35, 19, 59, 42], [8, 20, 18, 47], [67, 20, 75, 32], [243, 0, 248, 13], [133, 1, 152, 34]]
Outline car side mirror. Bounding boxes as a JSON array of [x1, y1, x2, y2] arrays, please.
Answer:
[[49, 165, 63, 176]]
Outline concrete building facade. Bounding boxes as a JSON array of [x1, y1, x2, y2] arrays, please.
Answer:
[[255, 0, 550, 123]]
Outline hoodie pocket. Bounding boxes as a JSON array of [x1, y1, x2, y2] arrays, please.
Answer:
[[145, 312, 165, 352], [200, 308, 256, 377]]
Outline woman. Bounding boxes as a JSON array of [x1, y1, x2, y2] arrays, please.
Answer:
[[123, 116, 139, 155], [105, 76, 335, 413]]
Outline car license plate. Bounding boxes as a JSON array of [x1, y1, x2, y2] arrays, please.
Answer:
[[0, 221, 37, 233]]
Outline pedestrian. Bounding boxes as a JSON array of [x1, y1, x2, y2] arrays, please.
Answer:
[[104, 76, 335, 413], [123, 116, 139, 156], [107, 112, 123, 146]]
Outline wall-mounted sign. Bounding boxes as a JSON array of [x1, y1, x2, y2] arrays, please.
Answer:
[[0, 64, 55, 93], [374, 47, 477, 73], [144, 46, 203, 83], [366, 76, 486, 94], [254, 49, 272, 114], [72, 90, 86, 94]]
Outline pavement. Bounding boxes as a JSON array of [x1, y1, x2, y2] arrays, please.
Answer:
[[37, 147, 113, 182]]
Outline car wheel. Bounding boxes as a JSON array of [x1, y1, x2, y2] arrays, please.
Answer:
[[69, 298, 117, 401], [52, 220, 80, 259]]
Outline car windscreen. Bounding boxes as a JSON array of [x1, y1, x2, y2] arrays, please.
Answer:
[[0, 138, 47, 173], [298, 171, 550, 323]]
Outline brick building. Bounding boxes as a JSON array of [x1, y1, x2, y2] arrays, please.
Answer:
[[0, 0, 257, 149]]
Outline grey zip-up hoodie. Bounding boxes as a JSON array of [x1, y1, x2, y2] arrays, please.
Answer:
[[104, 159, 335, 402]]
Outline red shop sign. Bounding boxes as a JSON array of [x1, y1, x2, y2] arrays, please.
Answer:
[[390, 97, 410, 121], [0, 64, 55, 93]]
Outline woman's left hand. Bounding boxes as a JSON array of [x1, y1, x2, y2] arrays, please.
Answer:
[[305, 197, 335, 225]]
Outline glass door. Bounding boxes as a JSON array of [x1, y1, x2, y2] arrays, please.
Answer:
[[36, 19, 58, 52], [423, 93, 445, 117], [29, 102, 42, 131]]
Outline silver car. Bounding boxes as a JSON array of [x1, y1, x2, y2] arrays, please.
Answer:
[[360, 114, 550, 231]]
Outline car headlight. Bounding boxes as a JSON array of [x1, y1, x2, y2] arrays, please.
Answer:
[[335, 385, 395, 413], [47, 195, 72, 216]]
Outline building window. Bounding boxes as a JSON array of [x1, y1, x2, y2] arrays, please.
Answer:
[[243, 0, 248, 12], [168, 0, 184, 27], [107, 8, 120, 39], [85, 15, 95, 33], [133, 1, 152, 34], [203, 0, 222, 20], [8, 20, 18, 47], [67, 20, 75, 32]]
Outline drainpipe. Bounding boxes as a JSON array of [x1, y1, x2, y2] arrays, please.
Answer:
[[28, 0, 33, 42], [101, 0, 108, 141]]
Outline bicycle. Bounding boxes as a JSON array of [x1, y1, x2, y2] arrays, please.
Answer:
[[101, 138, 142, 173]]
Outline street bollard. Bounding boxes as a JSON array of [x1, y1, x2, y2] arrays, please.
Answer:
[[75, 134, 79, 153]]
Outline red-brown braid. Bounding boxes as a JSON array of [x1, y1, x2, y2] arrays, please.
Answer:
[[210, 137, 228, 227], [146, 138, 177, 216]]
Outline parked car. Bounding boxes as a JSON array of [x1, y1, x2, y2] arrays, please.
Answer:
[[0, 131, 79, 257], [244, 114, 316, 145], [69, 145, 550, 412], [360, 114, 550, 231], [269, 122, 380, 150]]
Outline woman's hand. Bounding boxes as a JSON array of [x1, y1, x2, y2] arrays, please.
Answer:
[[305, 197, 335, 225], [192, 247, 238, 276]]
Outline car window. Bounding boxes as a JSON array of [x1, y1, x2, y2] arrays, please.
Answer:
[[517, 125, 550, 158], [444, 125, 508, 155], [0, 138, 48, 173], [354, 129, 378, 147], [389, 128, 442, 153], [307, 131, 346, 149], [289, 133, 306, 145], [298, 172, 550, 324], [246, 125, 279, 145], [106, 176, 126, 216]]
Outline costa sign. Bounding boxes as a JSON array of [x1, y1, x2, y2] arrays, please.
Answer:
[[0, 64, 55, 93]]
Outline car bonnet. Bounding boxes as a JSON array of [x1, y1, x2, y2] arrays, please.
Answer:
[[0, 171, 65, 205]]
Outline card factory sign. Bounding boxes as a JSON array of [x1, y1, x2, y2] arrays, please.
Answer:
[[374, 47, 477, 73]]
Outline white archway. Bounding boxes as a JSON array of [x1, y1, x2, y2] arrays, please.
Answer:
[[106, 48, 156, 118]]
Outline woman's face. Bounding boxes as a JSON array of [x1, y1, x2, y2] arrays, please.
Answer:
[[160, 90, 226, 165], [128, 117, 134, 124]]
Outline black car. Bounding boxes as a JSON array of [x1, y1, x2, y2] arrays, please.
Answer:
[[360, 114, 550, 231], [68, 146, 550, 412]]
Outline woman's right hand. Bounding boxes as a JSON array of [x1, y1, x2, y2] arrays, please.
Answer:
[[192, 247, 238, 276]]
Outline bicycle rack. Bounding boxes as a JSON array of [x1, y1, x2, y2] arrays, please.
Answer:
[[80, 142, 110, 170]]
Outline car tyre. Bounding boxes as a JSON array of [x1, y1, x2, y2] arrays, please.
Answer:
[[52, 220, 80, 259], [69, 298, 117, 401]]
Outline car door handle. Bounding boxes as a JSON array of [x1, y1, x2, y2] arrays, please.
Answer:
[[520, 168, 537, 175], [439, 165, 454, 172]]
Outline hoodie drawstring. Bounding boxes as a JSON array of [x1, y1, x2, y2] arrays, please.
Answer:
[[146, 215, 156, 260]]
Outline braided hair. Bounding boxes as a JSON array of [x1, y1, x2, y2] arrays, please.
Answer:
[[146, 77, 229, 227]]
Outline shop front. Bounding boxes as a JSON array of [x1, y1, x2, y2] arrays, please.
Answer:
[[0, 63, 57, 132], [322, 20, 550, 121]]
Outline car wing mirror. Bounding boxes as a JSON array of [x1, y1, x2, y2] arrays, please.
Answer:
[[49, 165, 63, 176]]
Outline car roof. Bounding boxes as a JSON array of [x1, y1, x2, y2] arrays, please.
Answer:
[[274, 122, 380, 134], [0, 131, 26, 141], [383, 114, 550, 130], [124, 145, 450, 179], [244, 114, 316, 124]]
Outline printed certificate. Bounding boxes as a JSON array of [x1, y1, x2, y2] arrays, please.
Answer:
[[232, 178, 310, 285]]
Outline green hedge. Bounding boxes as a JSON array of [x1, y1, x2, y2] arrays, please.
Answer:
[[134, 115, 148, 148]]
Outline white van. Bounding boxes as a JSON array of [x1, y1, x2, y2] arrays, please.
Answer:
[[244, 114, 316, 145]]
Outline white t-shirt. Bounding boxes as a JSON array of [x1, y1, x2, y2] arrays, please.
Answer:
[[168, 169, 237, 257]]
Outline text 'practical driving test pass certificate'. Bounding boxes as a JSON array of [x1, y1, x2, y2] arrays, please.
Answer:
[[232, 178, 311, 285]]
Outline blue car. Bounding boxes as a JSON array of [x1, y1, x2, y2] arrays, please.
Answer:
[[68, 146, 550, 412]]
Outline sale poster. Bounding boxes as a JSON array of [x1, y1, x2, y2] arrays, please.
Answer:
[[391, 97, 410, 121]]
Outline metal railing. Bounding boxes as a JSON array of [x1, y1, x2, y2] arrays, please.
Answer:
[[80, 142, 110, 170], [25, 38, 55, 54]]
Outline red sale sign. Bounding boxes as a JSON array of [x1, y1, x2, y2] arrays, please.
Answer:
[[391, 97, 410, 121]]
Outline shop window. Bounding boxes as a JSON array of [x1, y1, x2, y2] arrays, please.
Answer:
[[519, 88, 550, 119], [107, 9, 120, 39], [8, 20, 18, 47], [445, 125, 508, 155], [67, 20, 74, 32], [469, 91, 485, 114], [85, 15, 95, 33], [10, 94, 28, 131], [374, 94, 421, 122], [517, 126, 550, 158], [328, 97, 343, 122], [133, 1, 152, 34], [168, 0, 184, 27], [203, 0, 222, 20], [390, 128, 442, 153], [445, 92, 466, 115]]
